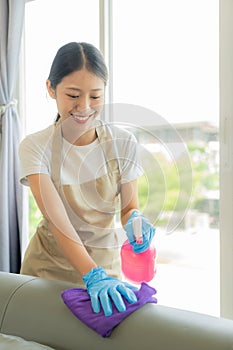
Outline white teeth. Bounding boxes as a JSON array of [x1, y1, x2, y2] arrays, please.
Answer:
[[72, 115, 89, 121]]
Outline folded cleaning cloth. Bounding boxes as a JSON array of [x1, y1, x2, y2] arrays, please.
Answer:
[[61, 282, 157, 337]]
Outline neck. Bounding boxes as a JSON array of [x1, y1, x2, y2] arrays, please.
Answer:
[[60, 120, 97, 146]]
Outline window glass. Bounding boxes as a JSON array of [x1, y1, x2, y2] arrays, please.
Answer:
[[112, 0, 219, 316], [25, 0, 99, 134]]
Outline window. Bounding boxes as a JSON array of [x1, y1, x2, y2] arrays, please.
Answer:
[[112, 0, 219, 316], [23, 0, 220, 316], [24, 0, 99, 134]]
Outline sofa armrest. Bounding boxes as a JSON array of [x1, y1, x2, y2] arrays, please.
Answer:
[[1, 272, 233, 350]]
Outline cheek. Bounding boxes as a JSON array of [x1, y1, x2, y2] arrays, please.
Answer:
[[92, 98, 105, 112], [56, 101, 70, 118], [95, 104, 103, 113]]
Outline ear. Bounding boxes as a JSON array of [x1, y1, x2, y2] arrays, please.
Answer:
[[46, 80, 56, 99]]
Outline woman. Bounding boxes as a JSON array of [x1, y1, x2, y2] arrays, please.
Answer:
[[19, 42, 155, 316]]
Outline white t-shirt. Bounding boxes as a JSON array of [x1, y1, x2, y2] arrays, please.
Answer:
[[19, 122, 144, 186]]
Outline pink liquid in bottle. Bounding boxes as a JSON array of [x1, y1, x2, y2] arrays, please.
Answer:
[[121, 241, 156, 284]]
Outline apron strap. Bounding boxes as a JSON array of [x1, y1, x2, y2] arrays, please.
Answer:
[[96, 121, 121, 174], [51, 122, 63, 191]]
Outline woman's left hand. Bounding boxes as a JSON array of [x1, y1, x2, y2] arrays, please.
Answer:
[[124, 210, 156, 253]]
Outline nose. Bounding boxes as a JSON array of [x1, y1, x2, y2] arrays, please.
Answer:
[[74, 95, 91, 114]]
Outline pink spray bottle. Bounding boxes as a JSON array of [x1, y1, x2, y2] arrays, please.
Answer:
[[121, 216, 156, 284]]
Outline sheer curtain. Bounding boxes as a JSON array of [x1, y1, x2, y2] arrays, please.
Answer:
[[0, 0, 29, 272]]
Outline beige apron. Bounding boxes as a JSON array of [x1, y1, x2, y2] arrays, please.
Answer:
[[20, 121, 123, 285]]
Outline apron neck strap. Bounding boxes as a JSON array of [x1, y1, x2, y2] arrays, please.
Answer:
[[51, 122, 63, 191]]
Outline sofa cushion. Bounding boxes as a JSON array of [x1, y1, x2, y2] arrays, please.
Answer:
[[0, 333, 54, 350]]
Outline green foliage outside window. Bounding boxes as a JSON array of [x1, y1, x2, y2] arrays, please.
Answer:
[[28, 142, 219, 238]]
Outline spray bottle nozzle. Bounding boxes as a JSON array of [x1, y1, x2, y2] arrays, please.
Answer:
[[133, 216, 143, 244]]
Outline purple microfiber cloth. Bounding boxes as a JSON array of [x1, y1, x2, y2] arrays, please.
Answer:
[[61, 282, 157, 337]]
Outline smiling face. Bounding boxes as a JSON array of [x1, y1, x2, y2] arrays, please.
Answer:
[[47, 68, 105, 145]]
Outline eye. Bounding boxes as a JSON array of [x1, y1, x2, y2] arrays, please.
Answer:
[[67, 94, 79, 99], [91, 96, 101, 100]]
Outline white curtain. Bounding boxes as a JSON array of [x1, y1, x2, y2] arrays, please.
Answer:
[[0, 0, 28, 272]]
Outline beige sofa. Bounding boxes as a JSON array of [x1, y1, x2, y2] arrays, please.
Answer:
[[1, 271, 233, 350]]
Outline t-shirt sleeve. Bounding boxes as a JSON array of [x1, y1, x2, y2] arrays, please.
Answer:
[[118, 132, 144, 184], [18, 135, 50, 186]]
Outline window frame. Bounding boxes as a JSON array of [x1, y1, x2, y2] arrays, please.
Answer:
[[219, 0, 233, 319]]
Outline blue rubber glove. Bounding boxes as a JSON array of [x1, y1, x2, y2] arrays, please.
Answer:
[[82, 266, 137, 317], [124, 210, 156, 253]]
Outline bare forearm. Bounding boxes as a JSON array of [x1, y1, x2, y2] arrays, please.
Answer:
[[48, 221, 97, 275], [28, 174, 97, 276], [120, 180, 140, 226], [121, 208, 138, 226]]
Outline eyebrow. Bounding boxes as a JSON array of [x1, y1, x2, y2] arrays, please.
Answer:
[[65, 87, 104, 92]]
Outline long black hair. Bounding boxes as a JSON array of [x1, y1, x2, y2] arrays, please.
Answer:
[[47, 42, 108, 121]]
